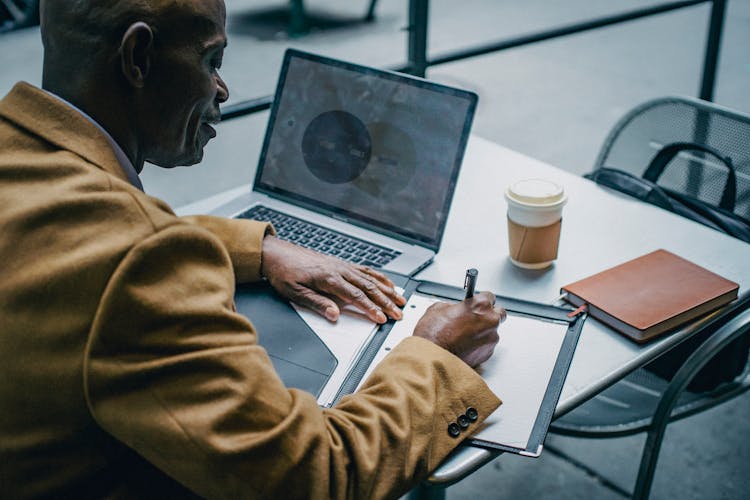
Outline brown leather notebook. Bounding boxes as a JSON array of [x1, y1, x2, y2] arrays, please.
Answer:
[[561, 249, 739, 343]]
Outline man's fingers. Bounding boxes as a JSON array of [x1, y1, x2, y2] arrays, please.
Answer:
[[331, 272, 403, 323], [469, 341, 498, 368], [353, 278, 406, 320], [496, 306, 507, 324], [354, 266, 407, 307], [286, 285, 341, 322], [263, 239, 405, 323], [356, 265, 395, 286], [320, 275, 389, 323], [468, 291, 496, 307], [470, 293, 507, 323]]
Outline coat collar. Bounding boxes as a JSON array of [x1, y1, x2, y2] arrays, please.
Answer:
[[0, 81, 136, 187]]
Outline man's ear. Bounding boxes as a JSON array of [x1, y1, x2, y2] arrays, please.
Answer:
[[119, 22, 154, 88]]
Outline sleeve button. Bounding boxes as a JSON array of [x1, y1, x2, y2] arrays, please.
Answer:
[[447, 422, 461, 438], [457, 414, 470, 429], [466, 407, 479, 422]]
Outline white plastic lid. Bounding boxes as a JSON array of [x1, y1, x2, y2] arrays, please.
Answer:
[[506, 178, 565, 206]]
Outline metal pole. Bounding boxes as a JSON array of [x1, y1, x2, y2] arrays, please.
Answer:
[[218, 0, 719, 122], [427, 0, 707, 68], [289, 0, 308, 37], [365, 0, 379, 22], [690, 0, 727, 195], [699, 0, 727, 101], [220, 95, 273, 121], [407, 0, 429, 77]]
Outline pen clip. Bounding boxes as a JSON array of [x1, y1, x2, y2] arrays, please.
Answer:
[[463, 268, 478, 299]]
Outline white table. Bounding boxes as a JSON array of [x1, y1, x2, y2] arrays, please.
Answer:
[[399, 135, 750, 492], [178, 135, 750, 493]]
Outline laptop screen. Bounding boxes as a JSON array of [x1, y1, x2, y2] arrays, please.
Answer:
[[254, 49, 477, 250]]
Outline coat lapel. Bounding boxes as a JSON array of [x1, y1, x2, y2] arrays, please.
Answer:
[[0, 81, 131, 184]]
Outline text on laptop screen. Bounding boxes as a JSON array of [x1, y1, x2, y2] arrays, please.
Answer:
[[255, 52, 476, 248]]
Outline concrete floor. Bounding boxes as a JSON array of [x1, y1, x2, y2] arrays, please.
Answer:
[[2, 1, 749, 498]]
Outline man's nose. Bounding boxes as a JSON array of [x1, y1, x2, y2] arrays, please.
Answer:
[[216, 73, 229, 103]]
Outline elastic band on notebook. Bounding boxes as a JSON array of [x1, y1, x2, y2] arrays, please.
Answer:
[[567, 304, 588, 318]]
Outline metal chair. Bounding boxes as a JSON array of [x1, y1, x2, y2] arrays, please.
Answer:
[[0, 0, 39, 33], [288, 0, 379, 35], [592, 96, 750, 223], [549, 96, 750, 499], [550, 302, 750, 499]]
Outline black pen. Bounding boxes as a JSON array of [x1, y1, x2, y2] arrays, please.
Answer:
[[464, 268, 478, 299]]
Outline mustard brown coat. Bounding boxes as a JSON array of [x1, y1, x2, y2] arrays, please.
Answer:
[[0, 82, 500, 499]]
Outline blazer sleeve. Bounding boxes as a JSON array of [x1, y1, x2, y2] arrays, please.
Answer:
[[180, 214, 275, 283], [84, 223, 500, 500]]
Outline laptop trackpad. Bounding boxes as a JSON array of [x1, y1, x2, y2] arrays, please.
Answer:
[[234, 283, 337, 398]]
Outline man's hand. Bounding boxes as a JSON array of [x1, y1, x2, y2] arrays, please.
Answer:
[[261, 236, 406, 323], [413, 292, 505, 367]]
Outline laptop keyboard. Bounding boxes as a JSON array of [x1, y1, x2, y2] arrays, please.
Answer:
[[236, 205, 402, 269]]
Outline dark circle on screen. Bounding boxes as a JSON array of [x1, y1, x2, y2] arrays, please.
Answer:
[[301, 110, 372, 184], [354, 121, 417, 197]]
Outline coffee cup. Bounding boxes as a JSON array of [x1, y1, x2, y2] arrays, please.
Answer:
[[504, 178, 567, 269]]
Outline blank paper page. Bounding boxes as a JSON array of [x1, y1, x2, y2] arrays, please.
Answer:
[[473, 313, 567, 449], [358, 293, 568, 451]]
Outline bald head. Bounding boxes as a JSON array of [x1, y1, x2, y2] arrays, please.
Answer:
[[40, 0, 229, 170], [41, 1, 225, 71], [41, 1, 151, 87]]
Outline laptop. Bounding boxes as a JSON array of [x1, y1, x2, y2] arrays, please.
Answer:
[[230, 49, 477, 276]]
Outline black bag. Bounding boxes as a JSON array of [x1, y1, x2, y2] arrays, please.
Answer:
[[587, 142, 750, 243], [586, 141, 750, 391]]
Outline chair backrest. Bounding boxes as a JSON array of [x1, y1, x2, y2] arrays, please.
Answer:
[[593, 96, 750, 222]]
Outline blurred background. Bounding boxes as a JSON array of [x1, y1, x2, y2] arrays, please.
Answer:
[[2, 1, 749, 498]]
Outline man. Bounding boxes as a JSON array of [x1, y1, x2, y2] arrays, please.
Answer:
[[0, 0, 505, 498]]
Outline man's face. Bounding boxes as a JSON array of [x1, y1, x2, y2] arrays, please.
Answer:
[[142, 0, 229, 167]]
